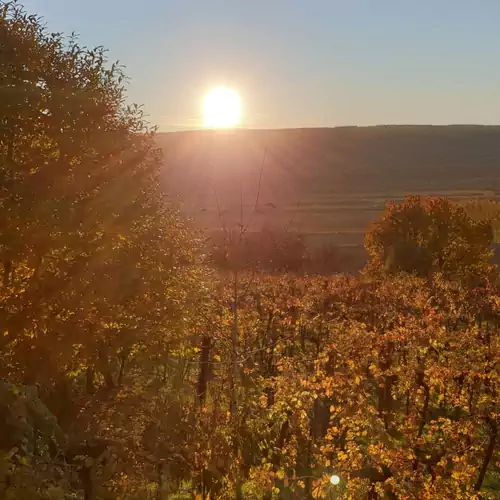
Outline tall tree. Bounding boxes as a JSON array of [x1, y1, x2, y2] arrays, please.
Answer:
[[0, 3, 210, 497]]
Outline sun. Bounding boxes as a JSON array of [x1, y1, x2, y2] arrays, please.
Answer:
[[203, 87, 241, 128]]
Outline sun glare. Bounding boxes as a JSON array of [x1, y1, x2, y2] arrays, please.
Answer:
[[203, 87, 241, 128]]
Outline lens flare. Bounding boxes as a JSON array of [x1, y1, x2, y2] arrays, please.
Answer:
[[330, 474, 340, 485]]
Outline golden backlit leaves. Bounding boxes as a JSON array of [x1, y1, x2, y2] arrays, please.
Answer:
[[216, 268, 500, 498]]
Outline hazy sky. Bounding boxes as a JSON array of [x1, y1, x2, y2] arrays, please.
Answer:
[[24, 1, 500, 130]]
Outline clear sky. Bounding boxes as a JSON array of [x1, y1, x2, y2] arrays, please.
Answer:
[[23, 0, 500, 130]]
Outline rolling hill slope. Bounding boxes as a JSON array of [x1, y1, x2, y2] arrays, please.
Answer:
[[159, 126, 500, 240]]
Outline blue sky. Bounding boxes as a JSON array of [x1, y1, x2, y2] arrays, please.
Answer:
[[23, 1, 500, 130]]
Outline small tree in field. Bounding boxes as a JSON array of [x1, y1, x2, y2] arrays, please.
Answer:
[[463, 198, 500, 243], [365, 195, 493, 280]]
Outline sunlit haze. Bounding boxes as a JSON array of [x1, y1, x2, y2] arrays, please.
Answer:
[[4, 2, 500, 497], [24, 0, 500, 130]]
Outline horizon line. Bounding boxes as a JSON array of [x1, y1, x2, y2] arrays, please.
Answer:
[[157, 123, 500, 134]]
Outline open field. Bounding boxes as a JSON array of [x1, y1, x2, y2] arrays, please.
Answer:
[[158, 126, 500, 269]]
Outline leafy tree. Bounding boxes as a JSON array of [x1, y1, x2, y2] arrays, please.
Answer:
[[208, 273, 500, 499], [2, 3, 500, 500], [0, 382, 73, 499], [0, 2, 210, 497], [365, 195, 493, 280], [463, 198, 500, 243]]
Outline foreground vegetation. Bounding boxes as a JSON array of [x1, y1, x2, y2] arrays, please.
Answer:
[[1, 3, 500, 499]]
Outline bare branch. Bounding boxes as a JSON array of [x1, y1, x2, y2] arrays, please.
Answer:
[[213, 186, 228, 237], [242, 147, 267, 235]]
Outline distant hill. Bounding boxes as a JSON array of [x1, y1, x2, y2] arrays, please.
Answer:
[[159, 126, 500, 234]]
